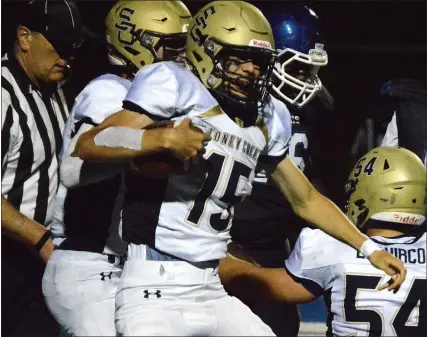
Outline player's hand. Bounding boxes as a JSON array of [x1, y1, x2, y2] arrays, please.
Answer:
[[165, 119, 211, 163], [38, 237, 54, 263], [368, 250, 406, 292]]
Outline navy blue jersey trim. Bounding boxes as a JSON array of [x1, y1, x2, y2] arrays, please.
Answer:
[[284, 265, 324, 297], [123, 100, 166, 122]]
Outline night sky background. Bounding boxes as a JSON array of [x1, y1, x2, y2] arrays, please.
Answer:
[[2, 0, 426, 206]]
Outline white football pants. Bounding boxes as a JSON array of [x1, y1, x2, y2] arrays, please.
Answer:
[[115, 258, 275, 336], [42, 250, 123, 336]]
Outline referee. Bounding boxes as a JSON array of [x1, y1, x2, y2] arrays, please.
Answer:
[[1, 1, 90, 335]]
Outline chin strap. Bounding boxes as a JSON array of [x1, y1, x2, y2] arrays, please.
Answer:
[[58, 63, 72, 85], [210, 90, 259, 127]]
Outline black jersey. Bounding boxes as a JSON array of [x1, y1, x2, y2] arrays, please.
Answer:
[[230, 115, 312, 250], [231, 87, 334, 251]]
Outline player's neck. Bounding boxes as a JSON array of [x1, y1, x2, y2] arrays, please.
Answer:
[[366, 228, 405, 238]]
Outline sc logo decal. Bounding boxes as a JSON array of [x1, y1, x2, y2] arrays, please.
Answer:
[[190, 6, 216, 45], [115, 7, 139, 46]]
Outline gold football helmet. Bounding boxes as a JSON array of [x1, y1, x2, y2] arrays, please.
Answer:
[[186, 1, 276, 107], [346, 147, 426, 230], [105, 1, 191, 74]]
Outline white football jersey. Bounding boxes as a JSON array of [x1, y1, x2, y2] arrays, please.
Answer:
[[51, 74, 130, 256], [122, 61, 292, 262], [285, 228, 427, 336]]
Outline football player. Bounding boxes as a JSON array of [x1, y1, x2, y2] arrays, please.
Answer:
[[41, 2, 196, 336], [73, 1, 406, 335], [228, 3, 333, 336], [380, 79, 427, 167], [220, 146, 426, 336]]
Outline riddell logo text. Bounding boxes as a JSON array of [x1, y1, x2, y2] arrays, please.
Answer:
[[249, 39, 272, 49], [393, 214, 422, 224]]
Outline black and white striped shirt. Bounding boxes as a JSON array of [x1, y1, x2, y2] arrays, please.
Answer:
[[1, 52, 68, 226]]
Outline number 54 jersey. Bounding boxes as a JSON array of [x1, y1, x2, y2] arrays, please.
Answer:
[[121, 61, 292, 262], [285, 228, 426, 337]]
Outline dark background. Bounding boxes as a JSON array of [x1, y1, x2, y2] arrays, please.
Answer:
[[2, 0, 426, 206]]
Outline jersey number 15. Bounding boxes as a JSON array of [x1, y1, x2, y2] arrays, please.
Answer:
[[186, 152, 252, 232]]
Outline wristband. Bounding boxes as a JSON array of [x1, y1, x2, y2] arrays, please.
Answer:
[[94, 127, 144, 151], [35, 231, 52, 252], [360, 239, 382, 257]]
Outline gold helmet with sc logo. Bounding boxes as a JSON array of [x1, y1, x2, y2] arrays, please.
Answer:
[[186, 1, 276, 107], [346, 147, 426, 230], [105, 1, 191, 74]]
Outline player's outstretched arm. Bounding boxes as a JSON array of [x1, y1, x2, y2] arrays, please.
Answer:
[[60, 122, 126, 188], [219, 251, 317, 304], [267, 157, 406, 291], [73, 110, 210, 163]]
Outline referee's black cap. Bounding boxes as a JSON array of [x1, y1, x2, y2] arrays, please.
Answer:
[[19, 0, 98, 59]]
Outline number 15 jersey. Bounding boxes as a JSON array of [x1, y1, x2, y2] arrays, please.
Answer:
[[121, 61, 292, 262]]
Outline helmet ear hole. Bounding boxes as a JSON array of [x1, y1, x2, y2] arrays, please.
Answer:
[[124, 46, 140, 56], [192, 51, 203, 63], [383, 159, 390, 170]]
